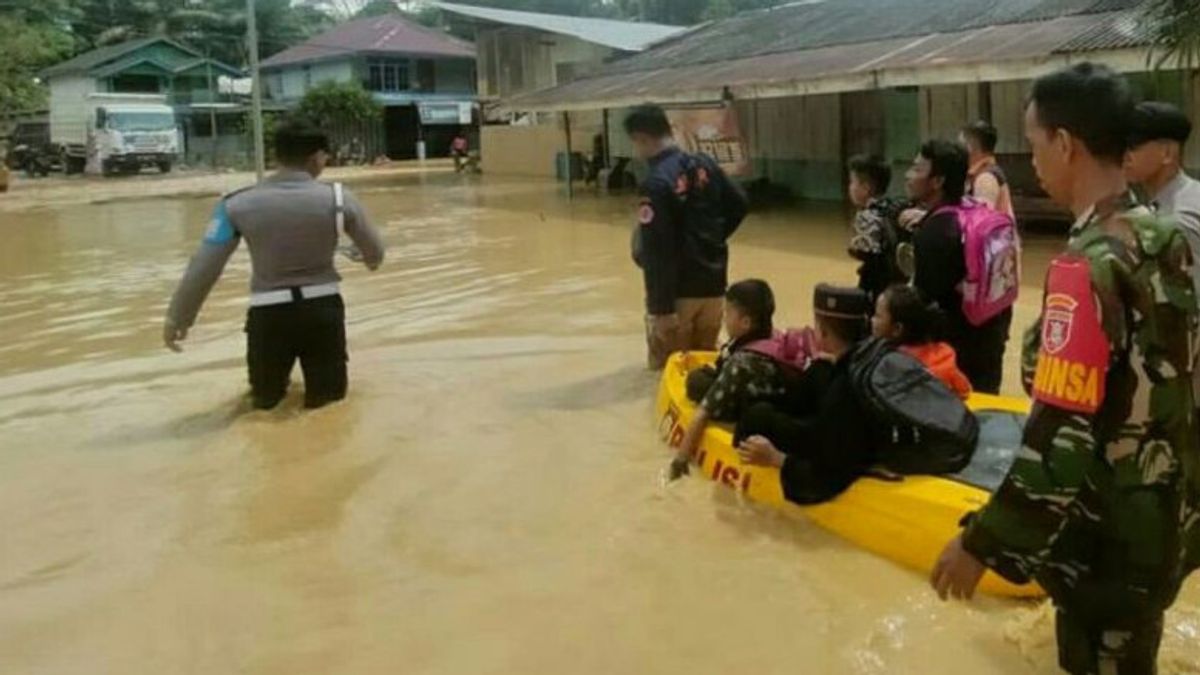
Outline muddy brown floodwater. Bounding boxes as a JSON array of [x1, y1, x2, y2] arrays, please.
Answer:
[[1, 171, 1197, 674]]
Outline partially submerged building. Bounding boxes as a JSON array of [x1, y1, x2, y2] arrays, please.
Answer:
[[503, 0, 1199, 217], [434, 1, 685, 176], [260, 14, 477, 160]]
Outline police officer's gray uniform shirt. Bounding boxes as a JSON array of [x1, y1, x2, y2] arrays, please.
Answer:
[[167, 170, 385, 329], [1154, 170, 1200, 296]]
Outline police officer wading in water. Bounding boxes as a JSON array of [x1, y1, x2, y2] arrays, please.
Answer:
[[626, 104, 749, 369], [163, 118, 385, 409], [931, 63, 1200, 674]]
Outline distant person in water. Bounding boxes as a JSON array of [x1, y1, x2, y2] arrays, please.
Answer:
[[163, 117, 385, 410], [626, 104, 749, 369], [451, 132, 469, 172]]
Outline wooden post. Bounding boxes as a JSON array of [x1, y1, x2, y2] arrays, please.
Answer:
[[601, 108, 611, 168], [205, 48, 218, 170], [563, 110, 573, 199], [247, 0, 266, 181]]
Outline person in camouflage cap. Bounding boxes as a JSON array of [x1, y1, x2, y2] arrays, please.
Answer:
[[930, 62, 1200, 674]]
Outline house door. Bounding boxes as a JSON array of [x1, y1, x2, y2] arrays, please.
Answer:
[[384, 105, 420, 160]]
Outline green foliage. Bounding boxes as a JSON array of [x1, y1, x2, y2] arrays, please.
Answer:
[[296, 80, 381, 127], [4, 0, 333, 66], [0, 15, 74, 114], [1144, 0, 1200, 69], [356, 0, 400, 19]]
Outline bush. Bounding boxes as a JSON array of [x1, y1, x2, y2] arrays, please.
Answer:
[[296, 80, 382, 128]]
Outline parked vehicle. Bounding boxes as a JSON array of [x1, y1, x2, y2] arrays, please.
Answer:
[[51, 93, 180, 175], [6, 122, 58, 177]]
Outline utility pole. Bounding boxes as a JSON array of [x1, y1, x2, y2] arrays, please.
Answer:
[[205, 46, 218, 171], [247, 0, 266, 181]]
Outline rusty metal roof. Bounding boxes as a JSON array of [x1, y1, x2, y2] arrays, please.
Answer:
[[261, 14, 475, 70], [505, 0, 1155, 111]]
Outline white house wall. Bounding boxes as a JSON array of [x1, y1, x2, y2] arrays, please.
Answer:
[[479, 27, 619, 99]]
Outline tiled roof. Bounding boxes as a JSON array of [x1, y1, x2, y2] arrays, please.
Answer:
[[260, 13, 475, 70]]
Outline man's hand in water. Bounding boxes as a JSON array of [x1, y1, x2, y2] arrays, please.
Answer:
[[931, 534, 986, 601], [738, 436, 786, 468], [667, 455, 690, 481], [163, 319, 188, 353]]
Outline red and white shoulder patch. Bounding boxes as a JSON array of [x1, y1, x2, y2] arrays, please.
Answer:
[[638, 200, 655, 226]]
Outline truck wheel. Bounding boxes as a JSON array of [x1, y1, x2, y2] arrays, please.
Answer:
[[157, 160, 173, 174], [65, 156, 85, 175]]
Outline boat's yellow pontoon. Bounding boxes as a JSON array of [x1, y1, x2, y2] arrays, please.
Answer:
[[656, 352, 1044, 599]]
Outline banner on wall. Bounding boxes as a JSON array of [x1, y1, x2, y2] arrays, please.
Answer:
[[665, 105, 750, 177], [418, 101, 473, 126]]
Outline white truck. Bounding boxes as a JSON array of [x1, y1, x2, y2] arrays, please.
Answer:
[[51, 93, 181, 175]]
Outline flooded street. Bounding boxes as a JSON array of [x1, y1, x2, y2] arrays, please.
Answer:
[[1, 170, 1197, 674]]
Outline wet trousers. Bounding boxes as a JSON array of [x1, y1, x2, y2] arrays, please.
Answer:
[[1056, 607, 1163, 675], [246, 294, 348, 410], [646, 296, 723, 370]]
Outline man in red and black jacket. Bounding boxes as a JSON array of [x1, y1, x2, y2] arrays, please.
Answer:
[[626, 104, 749, 369]]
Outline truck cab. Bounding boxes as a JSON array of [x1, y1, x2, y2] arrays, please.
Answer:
[[91, 103, 180, 175]]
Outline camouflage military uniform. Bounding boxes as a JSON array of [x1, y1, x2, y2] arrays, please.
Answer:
[[961, 193, 1200, 674], [687, 340, 788, 423]]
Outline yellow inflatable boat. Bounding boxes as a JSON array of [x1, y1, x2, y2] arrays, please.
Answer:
[[656, 352, 1045, 599]]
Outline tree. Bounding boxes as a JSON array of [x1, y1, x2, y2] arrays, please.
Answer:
[[356, 0, 399, 19], [296, 80, 382, 128], [60, 0, 332, 66], [0, 15, 74, 115], [1144, 0, 1200, 69]]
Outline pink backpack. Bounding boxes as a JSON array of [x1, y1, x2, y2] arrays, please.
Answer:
[[935, 200, 1020, 326], [743, 327, 819, 372]]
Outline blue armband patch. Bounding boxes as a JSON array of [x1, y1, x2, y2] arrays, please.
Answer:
[[203, 201, 238, 244]]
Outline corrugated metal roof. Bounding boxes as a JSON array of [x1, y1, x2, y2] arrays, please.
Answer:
[[507, 10, 1150, 111], [598, 0, 1146, 77], [432, 1, 686, 52], [1052, 10, 1150, 52], [260, 14, 475, 70]]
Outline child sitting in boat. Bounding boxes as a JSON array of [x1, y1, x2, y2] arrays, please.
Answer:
[[734, 285, 878, 504], [669, 279, 813, 480], [871, 284, 972, 400]]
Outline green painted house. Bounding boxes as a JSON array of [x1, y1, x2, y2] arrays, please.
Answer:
[[41, 37, 245, 167], [41, 36, 243, 105]]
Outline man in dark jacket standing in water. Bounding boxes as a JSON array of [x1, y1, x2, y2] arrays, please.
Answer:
[[163, 118, 385, 409], [626, 104, 748, 369]]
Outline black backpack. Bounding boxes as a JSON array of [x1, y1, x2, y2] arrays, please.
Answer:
[[848, 337, 979, 475]]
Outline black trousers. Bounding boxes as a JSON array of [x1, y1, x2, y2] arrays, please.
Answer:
[[245, 294, 347, 410], [950, 308, 1012, 395]]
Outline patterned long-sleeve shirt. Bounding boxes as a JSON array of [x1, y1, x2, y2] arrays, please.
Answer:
[[848, 196, 908, 298], [700, 345, 788, 422]]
